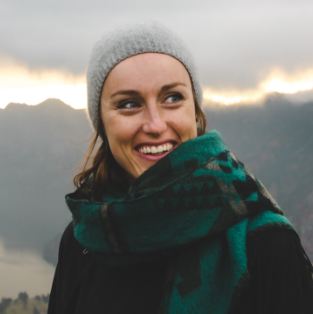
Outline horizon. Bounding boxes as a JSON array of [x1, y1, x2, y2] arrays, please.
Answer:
[[1, 67, 313, 110], [1, 1, 313, 109], [0, 69, 313, 109]]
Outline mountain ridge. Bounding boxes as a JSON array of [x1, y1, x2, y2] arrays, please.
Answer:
[[0, 97, 312, 264]]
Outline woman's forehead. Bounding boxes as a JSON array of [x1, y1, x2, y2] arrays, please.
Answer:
[[102, 53, 192, 95]]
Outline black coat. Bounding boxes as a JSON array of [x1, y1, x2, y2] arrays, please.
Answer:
[[48, 222, 313, 314]]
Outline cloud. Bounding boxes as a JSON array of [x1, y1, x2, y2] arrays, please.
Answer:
[[0, 238, 54, 298], [203, 67, 313, 106], [1, 0, 313, 89], [1, 56, 313, 109], [0, 55, 86, 108]]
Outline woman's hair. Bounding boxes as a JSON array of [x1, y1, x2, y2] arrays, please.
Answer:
[[73, 98, 207, 200]]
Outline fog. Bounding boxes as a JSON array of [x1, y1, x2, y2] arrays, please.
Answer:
[[0, 238, 54, 298]]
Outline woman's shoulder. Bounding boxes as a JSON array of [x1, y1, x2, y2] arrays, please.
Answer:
[[247, 227, 312, 269], [57, 221, 86, 262], [59, 222, 75, 249], [240, 227, 313, 314], [247, 226, 313, 283]]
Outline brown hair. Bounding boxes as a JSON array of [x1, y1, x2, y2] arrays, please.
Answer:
[[73, 99, 207, 200]]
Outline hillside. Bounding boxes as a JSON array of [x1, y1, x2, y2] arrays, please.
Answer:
[[0, 97, 312, 263], [205, 95, 313, 256], [0, 99, 92, 252]]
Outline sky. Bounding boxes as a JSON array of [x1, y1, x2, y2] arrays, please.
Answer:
[[0, 238, 54, 298], [1, 0, 313, 108]]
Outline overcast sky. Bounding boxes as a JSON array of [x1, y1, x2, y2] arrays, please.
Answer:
[[0, 0, 313, 106]]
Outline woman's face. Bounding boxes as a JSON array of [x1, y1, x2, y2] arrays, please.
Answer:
[[101, 53, 198, 178]]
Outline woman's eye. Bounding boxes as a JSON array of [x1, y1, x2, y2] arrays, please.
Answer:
[[165, 93, 183, 103], [116, 100, 140, 110]]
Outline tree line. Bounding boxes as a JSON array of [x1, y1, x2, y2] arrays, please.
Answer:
[[0, 292, 49, 314]]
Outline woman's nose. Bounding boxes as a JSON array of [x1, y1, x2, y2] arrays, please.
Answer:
[[142, 106, 167, 135]]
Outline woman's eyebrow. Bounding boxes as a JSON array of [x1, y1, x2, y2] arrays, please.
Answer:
[[110, 82, 187, 98], [160, 82, 187, 93], [110, 90, 139, 98]]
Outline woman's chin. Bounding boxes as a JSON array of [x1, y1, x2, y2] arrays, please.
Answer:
[[128, 151, 170, 178]]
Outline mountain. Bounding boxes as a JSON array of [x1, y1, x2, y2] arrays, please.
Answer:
[[205, 95, 313, 257], [0, 97, 312, 264], [0, 99, 92, 252]]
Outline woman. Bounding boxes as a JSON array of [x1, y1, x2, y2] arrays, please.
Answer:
[[48, 23, 313, 314]]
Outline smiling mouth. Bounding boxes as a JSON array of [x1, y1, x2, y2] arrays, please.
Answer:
[[135, 141, 177, 156]]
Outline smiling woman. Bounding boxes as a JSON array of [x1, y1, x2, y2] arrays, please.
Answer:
[[101, 53, 198, 178], [48, 23, 313, 314]]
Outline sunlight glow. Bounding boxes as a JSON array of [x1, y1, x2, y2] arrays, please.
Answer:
[[203, 89, 263, 106], [203, 68, 313, 106], [0, 57, 86, 109], [1, 57, 313, 109], [262, 69, 313, 94]]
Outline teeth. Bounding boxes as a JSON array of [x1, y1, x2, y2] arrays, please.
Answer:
[[138, 143, 174, 154]]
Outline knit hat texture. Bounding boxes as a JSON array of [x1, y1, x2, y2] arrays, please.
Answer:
[[87, 23, 203, 131]]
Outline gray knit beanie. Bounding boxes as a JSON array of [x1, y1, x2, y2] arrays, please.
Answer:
[[87, 22, 203, 131]]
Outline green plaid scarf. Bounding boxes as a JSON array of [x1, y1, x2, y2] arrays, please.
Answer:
[[66, 130, 293, 314]]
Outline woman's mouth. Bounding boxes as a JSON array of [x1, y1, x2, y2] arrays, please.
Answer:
[[135, 141, 177, 160]]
